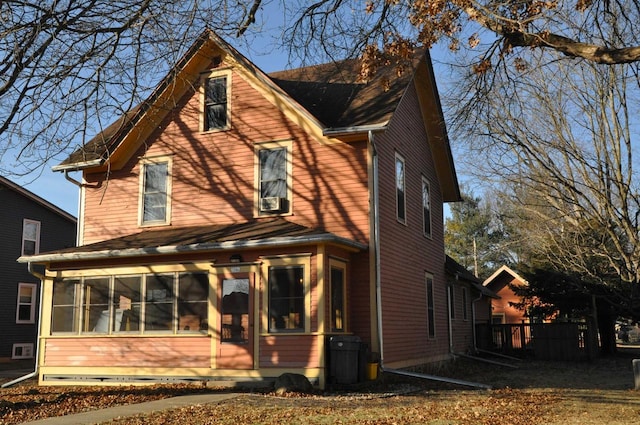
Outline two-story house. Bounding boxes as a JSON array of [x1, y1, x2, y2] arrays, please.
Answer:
[[19, 31, 460, 389], [0, 176, 76, 364]]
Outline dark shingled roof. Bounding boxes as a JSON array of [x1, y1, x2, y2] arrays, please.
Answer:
[[22, 218, 366, 262], [445, 255, 499, 298], [56, 31, 423, 170], [269, 55, 418, 129]]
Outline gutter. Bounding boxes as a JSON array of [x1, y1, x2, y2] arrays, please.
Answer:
[[471, 288, 483, 352], [324, 124, 387, 137], [19, 234, 368, 264], [2, 263, 45, 388], [51, 158, 103, 172]]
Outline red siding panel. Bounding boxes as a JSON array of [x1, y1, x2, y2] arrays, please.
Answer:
[[81, 71, 369, 247], [44, 337, 210, 368], [259, 335, 319, 368], [375, 83, 450, 365]]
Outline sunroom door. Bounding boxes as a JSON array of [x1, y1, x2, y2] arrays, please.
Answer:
[[217, 271, 254, 369]]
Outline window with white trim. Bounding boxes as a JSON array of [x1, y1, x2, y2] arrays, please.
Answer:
[[12, 343, 34, 359], [16, 283, 37, 324], [51, 272, 208, 335], [422, 176, 432, 237], [140, 157, 172, 226], [255, 141, 292, 215], [22, 219, 40, 255], [395, 153, 406, 223]]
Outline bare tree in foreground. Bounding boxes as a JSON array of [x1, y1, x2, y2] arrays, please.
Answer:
[[3, 1, 640, 176], [452, 45, 640, 296]]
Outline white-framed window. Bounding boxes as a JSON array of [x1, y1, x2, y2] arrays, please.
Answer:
[[255, 141, 292, 215], [422, 176, 432, 237], [395, 153, 406, 224], [139, 156, 172, 226], [200, 69, 231, 132], [426, 273, 435, 338], [12, 343, 34, 359], [263, 255, 311, 333], [51, 272, 208, 335], [16, 283, 37, 324], [22, 219, 40, 255], [329, 259, 347, 332]]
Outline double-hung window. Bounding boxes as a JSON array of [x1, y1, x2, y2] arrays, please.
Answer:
[[426, 274, 435, 338], [22, 219, 40, 255], [255, 141, 292, 215], [140, 157, 171, 225], [395, 154, 406, 223], [204, 76, 228, 130], [16, 283, 37, 324], [422, 176, 432, 237], [201, 69, 231, 132]]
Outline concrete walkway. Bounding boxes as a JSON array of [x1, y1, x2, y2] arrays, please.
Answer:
[[19, 393, 239, 425]]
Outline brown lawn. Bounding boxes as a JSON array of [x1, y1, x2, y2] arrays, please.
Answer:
[[2, 348, 640, 424]]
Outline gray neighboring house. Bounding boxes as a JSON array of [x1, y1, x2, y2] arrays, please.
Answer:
[[0, 176, 76, 363]]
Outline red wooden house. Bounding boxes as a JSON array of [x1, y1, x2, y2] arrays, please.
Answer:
[[19, 31, 460, 388], [483, 265, 530, 324]]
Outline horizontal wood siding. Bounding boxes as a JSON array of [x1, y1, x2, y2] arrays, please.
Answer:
[[43, 337, 210, 368], [375, 82, 449, 365], [348, 251, 372, 343], [259, 335, 320, 368], [475, 298, 493, 324], [493, 282, 528, 324], [0, 185, 76, 360], [81, 64, 369, 246], [449, 282, 474, 353]]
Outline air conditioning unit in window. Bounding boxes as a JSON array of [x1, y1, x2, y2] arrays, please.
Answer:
[[260, 197, 283, 212]]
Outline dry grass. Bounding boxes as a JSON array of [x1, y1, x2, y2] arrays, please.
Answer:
[[2, 348, 640, 424]]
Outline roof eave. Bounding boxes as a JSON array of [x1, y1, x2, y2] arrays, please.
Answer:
[[322, 124, 388, 137], [18, 234, 368, 264], [51, 158, 105, 172]]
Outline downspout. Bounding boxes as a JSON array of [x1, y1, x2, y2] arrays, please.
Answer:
[[471, 290, 483, 353], [369, 130, 385, 366], [63, 169, 83, 246], [2, 263, 45, 388]]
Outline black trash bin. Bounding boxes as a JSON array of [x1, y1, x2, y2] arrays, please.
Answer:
[[329, 335, 361, 384]]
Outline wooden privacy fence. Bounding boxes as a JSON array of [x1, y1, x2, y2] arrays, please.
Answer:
[[476, 322, 598, 361]]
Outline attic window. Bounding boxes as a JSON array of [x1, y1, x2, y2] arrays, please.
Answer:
[[203, 74, 229, 131]]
